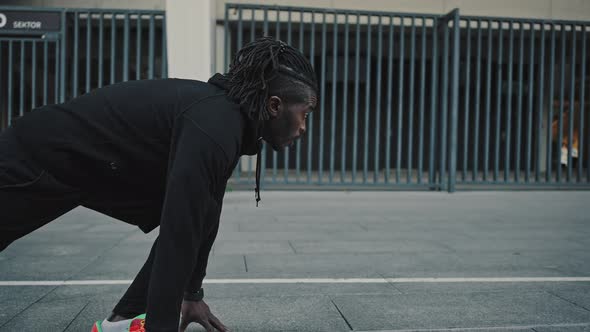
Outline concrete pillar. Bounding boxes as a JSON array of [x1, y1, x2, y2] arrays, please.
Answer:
[[165, 0, 215, 80]]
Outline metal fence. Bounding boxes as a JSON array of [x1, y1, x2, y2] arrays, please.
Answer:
[[0, 6, 167, 129], [456, 17, 589, 188], [224, 4, 462, 190], [224, 3, 590, 190]]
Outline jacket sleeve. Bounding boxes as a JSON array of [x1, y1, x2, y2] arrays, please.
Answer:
[[145, 113, 229, 328], [185, 183, 226, 293]]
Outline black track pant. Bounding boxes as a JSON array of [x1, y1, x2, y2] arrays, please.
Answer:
[[0, 127, 159, 319]]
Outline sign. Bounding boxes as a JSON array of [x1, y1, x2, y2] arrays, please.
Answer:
[[0, 11, 61, 32]]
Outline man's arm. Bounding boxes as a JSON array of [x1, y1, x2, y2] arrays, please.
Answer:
[[184, 197, 222, 294], [144, 113, 229, 332]]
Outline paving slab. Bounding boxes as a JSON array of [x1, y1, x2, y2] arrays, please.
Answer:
[[0, 286, 55, 327], [0, 296, 89, 332], [185, 295, 351, 332], [331, 291, 590, 331]]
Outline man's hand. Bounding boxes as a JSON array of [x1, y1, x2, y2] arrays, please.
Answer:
[[179, 300, 229, 332]]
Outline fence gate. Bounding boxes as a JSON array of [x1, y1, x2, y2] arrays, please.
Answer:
[[0, 6, 167, 130], [455, 16, 590, 188], [224, 4, 462, 190]]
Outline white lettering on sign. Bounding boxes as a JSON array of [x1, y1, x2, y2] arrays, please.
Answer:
[[0, 13, 7, 28], [13, 21, 42, 29]]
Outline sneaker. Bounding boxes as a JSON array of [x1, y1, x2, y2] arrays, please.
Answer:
[[91, 314, 146, 332]]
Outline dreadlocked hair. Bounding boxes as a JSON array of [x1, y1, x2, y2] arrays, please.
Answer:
[[226, 36, 318, 121]]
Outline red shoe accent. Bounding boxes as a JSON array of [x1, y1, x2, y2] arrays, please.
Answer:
[[128, 317, 146, 332]]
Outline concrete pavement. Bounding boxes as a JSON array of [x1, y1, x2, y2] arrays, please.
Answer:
[[1, 191, 589, 331]]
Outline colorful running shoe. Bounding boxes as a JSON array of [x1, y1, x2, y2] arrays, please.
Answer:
[[91, 314, 146, 332]]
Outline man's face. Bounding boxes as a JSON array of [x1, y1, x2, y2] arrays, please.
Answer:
[[262, 95, 317, 151]]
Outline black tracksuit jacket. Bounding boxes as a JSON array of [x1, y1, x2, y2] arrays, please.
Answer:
[[10, 74, 260, 331]]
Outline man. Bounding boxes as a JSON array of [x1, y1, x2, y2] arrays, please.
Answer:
[[0, 37, 318, 332]]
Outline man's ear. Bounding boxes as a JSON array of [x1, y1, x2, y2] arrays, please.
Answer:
[[267, 96, 282, 119]]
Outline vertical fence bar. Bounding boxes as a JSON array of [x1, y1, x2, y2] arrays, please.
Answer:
[[234, 7, 243, 183], [136, 14, 142, 80], [272, 8, 280, 183], [483, 20, 492, 181], [363, 14, 372, 184], [55, 40, 59, 103], [19, 41, 25, 117], [31, 41, 36, 110], [7, 41, 13, 125], [407, 17, 416, 184], [224, 7, 229, 77], [373, 15, 383, 183], [224, 6, 231, 179], [588, 25, 590, 184], [307, 11, 315, 184], [161, 14, 167, 77], [472, 20, 482, 181], [330, 13, 339, 184], [261, 8, 268, 183], [579, 27, 586, 182], [250, 9, 256, 182], [285, 9, 292, 183], [515, 23, 525, 182], [297, 10, 304, 183], [462, 20, 471, 182], [567, 25, 576, 182], [98, 14, 104, 87], [148, 15, 155, 79], [59, 12, 66, 102], [385, 16, 394, 184], [396, 17, 405, 183], [275, 6, 280, 39], [525, 24, 536, 182], [547, 24, 556, 182], [263, 8, 268, 35], [287, 11, 292, 50], [341, 14, 350, 183], [86, 13, 92, 92], [0, 42, 3, 125], [448, 11, 460, 192], [557, 25, 566, 182], [319, 12, 327, 184], [111, 13, 116, 84], [0, 41, 2, 127], [352, 13, 360, 184], [43, 41, 48, 105], [535, 25, 546, 182], [251, 9, 256, 41], [439, 20, 449, 189], [429, 20, 438, 185], [0, 42, 2, 127], [124, 13, 130, 81], [73, 12, 79, 97], [418, 19, 426, 184], [494, 25, 503, 181], [505, 22, 514, 182]]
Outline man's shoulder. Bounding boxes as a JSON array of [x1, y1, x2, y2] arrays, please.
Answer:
[[181, 95, 245, 162]]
